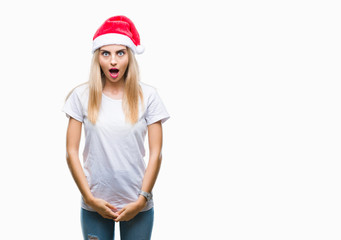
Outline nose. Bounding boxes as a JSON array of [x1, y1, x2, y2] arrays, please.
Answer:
[[110, 55, 117, 65]]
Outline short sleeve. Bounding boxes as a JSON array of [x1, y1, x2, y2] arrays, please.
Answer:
[[145, 89, 170, 125], [62, 89, 84, 123]]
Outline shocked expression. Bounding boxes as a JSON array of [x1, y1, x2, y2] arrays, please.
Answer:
[[99, 45, 129, 83]]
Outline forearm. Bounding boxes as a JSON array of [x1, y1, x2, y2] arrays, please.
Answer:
[[66, 151, 94, 204], [136, 121, 163, 205], [141, 153, 162, 193]]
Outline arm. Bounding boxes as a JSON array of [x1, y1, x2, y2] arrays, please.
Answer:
[[140, 120, 163, 196], [66, 117, 118, 219], [115, 120, 163, 221]]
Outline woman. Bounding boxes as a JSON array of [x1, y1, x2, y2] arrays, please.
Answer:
[[62, 15, 170, 240]]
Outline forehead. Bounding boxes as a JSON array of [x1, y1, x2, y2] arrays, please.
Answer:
[[100, 44, 127, 51]]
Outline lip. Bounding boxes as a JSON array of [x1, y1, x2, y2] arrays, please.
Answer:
[[109, 68, 119, 79]]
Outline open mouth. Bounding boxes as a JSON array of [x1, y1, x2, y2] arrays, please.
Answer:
[[109, 68, 119, 79]]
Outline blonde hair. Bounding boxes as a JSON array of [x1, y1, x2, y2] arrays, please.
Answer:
[[65, 48, 144, 125]]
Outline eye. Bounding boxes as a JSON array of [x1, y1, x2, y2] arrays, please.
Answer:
[[117, 50, 125, 56], [102, 51, 110, 56]]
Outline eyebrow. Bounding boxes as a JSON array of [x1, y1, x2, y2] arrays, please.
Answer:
[[100, 48, 127, 52]]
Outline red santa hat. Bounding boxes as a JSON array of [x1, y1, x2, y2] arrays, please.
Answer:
[[92, 15, 144, 54]]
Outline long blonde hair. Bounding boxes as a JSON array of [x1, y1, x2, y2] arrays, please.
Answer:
[[65, 48, 144, 125]]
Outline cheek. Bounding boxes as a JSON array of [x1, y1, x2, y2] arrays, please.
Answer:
[[98, 62, 104, 71], [118, 59, 129, 74], [98, 56, 109, 69], [122, 58, 129, 70]]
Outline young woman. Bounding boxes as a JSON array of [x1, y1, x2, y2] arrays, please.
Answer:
[[62, 16, 170, 240]]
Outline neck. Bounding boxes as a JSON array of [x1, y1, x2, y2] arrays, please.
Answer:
[[103, 79, 125, 94]]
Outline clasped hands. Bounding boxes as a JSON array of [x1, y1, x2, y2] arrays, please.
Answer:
[[86, 197, 147, 222]]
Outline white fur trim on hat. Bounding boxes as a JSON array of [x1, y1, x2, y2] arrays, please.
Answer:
[[92, 33, 144, 54], [136, 45, 145, 54]]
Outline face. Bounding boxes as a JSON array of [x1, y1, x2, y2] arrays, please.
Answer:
[[98, 45, 129, 84]]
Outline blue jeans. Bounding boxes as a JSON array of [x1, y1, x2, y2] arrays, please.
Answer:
[[81, 207, 154, 240]]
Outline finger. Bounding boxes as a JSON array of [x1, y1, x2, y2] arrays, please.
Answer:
[[117, 208, 125, 215], [106, 203, 117, 212], [115, 211, 126, 222], [107, 213, 116, 219], [102, 214, 112, 220], [115, 216, 122, 222], [102, 211, 116, 219], [106, 210, 118, 219]]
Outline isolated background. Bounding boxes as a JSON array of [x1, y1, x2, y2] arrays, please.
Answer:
[[0, 0, 340, 239]]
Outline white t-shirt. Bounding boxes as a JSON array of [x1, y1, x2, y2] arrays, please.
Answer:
[[62, 82, 170, 212]]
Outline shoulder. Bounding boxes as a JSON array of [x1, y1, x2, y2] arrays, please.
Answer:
[[139, 81, 170, 124], [73, 82, 89, 96], [139, 81, 157, 94], [65, 82, 89, 105], [66, 82, 89, 102], [139, 81, 158, 101]]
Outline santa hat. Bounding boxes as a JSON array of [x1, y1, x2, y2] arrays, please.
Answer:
[[92, 15, 144, 54]]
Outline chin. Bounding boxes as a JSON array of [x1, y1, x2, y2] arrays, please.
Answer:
[[107, 77, 123, 83]]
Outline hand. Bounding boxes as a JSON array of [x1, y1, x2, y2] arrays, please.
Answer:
[[115, 199, 147, 222], [87, 198, 119, 220]]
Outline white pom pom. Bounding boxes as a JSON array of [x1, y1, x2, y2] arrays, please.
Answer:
[[136, 45, 145, 54]]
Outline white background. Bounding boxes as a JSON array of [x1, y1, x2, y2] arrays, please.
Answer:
[[0, 0, 340, 239]]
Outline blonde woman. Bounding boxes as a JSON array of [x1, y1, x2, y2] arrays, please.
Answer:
[[62, 16, 170, 240]]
